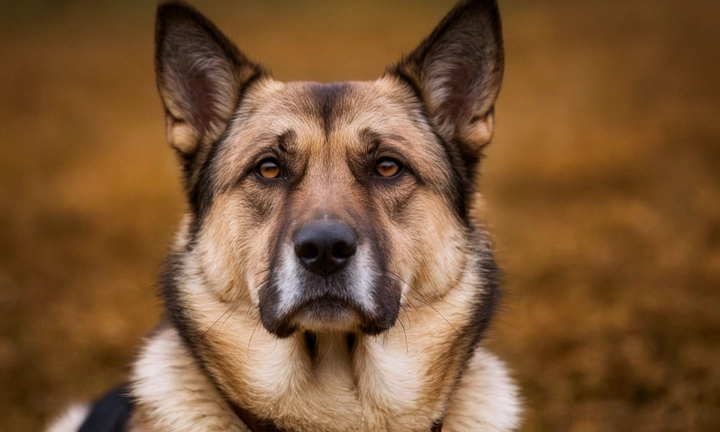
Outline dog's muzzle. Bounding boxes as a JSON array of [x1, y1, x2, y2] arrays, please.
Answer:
[[259, 219, 400, 337]]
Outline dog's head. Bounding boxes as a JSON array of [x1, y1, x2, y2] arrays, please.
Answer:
[[155, 0, 503, 338]]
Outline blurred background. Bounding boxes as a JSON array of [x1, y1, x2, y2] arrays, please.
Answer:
[[1, 0, 719, 430]]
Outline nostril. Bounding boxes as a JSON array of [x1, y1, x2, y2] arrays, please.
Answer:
[[295, 242, 320, 261], [331, 241, 356, 260]]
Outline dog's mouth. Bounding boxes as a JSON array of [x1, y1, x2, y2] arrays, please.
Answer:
[[270, 294, 363, 337], [297, 296, 357, 323]]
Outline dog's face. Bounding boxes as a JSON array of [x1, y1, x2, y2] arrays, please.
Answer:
[[155, 1, 503, 339], [196, 80, 471, 338]]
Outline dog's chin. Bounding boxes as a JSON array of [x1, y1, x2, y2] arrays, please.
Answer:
[[264, 296, 395, 338], [268, 298, 359, 337], [293, 297, 361, 332]]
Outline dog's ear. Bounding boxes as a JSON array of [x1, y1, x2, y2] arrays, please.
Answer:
[[155, 1, 267, 159], [389, 0, 503, 154]]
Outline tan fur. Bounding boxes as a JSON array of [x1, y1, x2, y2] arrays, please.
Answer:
[[129, 325, 519, 432], [47, 1, 521, 431]]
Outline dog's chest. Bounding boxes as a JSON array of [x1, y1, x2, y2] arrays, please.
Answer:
[[239, 333, 441, 432]]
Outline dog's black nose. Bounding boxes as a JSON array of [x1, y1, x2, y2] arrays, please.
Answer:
[[294, 221, 357, 276]]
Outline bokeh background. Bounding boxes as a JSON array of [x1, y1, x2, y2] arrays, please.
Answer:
[[1, 0, 719, 430]]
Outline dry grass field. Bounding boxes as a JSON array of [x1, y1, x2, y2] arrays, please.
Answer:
[[1, 0, 719, 431]]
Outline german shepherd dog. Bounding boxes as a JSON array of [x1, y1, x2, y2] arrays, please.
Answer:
[[49, 0, 520, 431]]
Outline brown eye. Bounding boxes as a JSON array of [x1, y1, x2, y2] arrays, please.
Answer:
[[256, 158, 281, 179], [374, 157, 402, 178]]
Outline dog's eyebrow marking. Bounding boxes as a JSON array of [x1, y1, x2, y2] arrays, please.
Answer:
[[248, 131, 297, 155], [276, 130, 297, 154], [251, 132, 279, 147], [360, 128, 410, 155], [360, 129, 382, 155]]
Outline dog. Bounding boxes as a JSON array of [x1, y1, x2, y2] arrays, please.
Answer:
[[48, 0, 520, 430]]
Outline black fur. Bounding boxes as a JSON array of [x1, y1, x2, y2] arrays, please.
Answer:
[[78, 387, 133, 432], [308, 83, 351, 140]]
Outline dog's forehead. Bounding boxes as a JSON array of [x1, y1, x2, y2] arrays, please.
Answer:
[[239, 78, 417, 148]]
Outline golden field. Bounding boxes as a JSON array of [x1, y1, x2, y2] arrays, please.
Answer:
[[1, 1, 718, 430]]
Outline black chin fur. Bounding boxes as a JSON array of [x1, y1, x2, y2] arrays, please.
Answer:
[[346, 332, 356, 353], [303, 330, 318, 360]]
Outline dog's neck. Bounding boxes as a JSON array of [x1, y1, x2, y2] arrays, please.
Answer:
[[220, 330, 445, 432], [130, 323, 520, 431], [203, 325, 452, 431]]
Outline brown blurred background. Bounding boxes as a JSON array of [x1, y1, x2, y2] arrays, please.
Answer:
[[1, 0, 719, 430]]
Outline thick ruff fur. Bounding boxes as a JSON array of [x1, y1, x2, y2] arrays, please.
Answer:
[[49, 0, 522, 430]]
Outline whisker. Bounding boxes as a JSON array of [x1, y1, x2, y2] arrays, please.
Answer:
[[384, 272, 424, 317], [243, 306, 255, 326], [385, 271, 460, 336], [408, 292, 460, 336], [402, 307, 413, 330], [269, 338, 279, 355], [385, 270, 411, 288], [244, 276, 269, 326], [203, 304, 236, 338], [251, 268, 271, 278], [246, 319, 262, 356], [397, 317, 409, 354], [217, 303, 241, 333]]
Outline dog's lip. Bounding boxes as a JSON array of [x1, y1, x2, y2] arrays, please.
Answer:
[[301, 295, 351, 309], [277, 295, 362, 333], [287, 293, 356, 313], [293, 295, 358, 320]]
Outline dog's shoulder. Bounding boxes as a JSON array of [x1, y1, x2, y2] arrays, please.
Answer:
[[127, 325, 249, 432], [444, 348, 522, 430]]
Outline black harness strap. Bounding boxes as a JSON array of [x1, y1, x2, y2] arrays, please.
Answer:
[[78, 386, 134, 432]]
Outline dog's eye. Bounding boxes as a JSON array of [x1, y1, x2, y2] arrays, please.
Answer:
[[374, 158, 403, 178], [256, 158, 282, 179]]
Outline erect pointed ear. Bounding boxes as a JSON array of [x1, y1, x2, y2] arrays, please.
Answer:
[[155, 1, 267, 158], [389, 0, 503, 153]]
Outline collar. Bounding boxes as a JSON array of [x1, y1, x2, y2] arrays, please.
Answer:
[[230, 401, 443, 432], [230, 403, 281, 432]]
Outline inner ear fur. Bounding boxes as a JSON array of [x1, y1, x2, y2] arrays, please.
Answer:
[[155, 1, 267, 160], [389, 0, 504, 153]]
